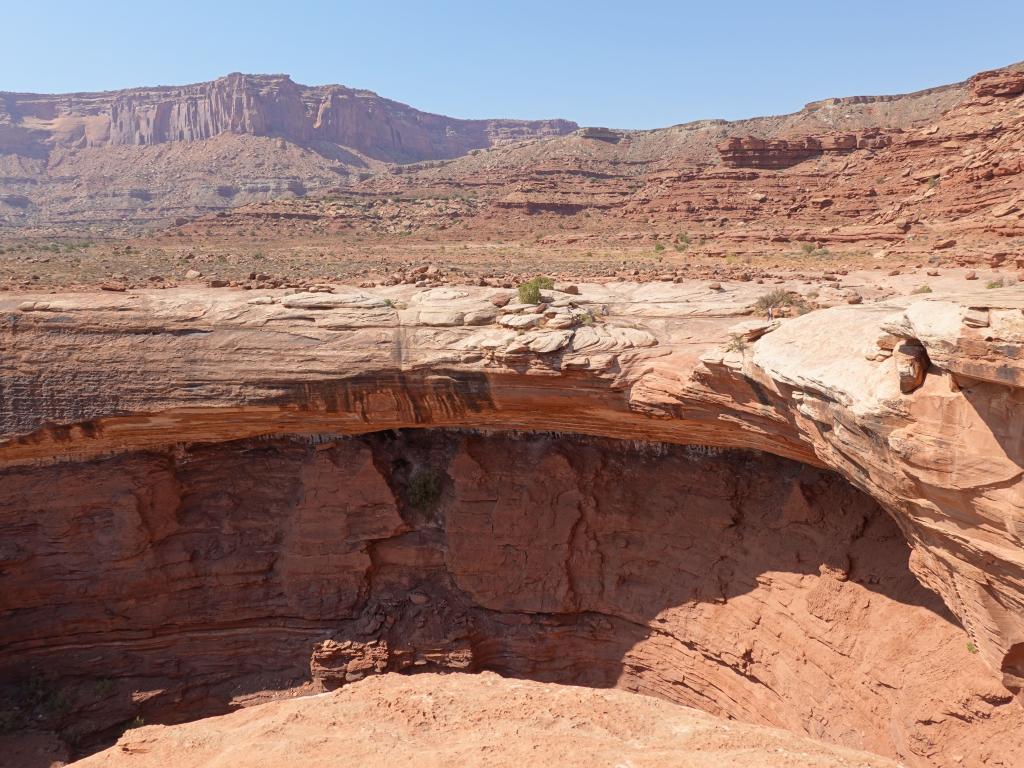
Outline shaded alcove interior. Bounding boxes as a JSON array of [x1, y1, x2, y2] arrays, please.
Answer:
[[0, 429, 1022, 768]]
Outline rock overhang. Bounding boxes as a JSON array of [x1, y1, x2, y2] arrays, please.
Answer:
[[1, 280, 1023, 698]]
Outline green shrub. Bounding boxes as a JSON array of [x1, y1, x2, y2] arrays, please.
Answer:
[[534, 275, 555, 289], [518, 281, 541, 304], [654, 242, 665, 252], [911, 284, 933, 294], [517, 275, 554, 304], [987, 278, 1005, 289], [407, 469, 442, 511]]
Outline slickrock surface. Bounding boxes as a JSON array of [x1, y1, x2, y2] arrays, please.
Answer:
[[1, 279, 1023, 767], [71, 673, 899, 768]]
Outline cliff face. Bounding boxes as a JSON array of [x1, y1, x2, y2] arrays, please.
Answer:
[[0, 73, 575, 227], [1, 280, 1023, 767], [716, 130, 896, 169], [2, 433, 1019, 767], [2, 73, 576, 158]]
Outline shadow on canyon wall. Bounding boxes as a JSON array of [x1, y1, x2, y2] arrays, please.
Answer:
[[0, 429, 1015, 766]]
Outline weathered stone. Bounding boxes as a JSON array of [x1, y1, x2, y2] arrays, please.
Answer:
[[894, 340, 929, 393]]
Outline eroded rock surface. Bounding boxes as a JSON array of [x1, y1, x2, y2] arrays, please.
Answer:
[[0, 73, 575, 225], [2, 432, 1019, 767], [71, 673, 901, 768], [1, 281, 1022, 766]]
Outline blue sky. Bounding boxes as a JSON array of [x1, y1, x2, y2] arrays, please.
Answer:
[[4, 1, 1022, 128]]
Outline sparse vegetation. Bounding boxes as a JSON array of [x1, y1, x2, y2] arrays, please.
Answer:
[[987, 278, 1005, 289], [654, 242, 665, 253], [967, 641, 979, 654], [753, 289, 809, 315], [92, 678, 116, 698], [407, 468, 442, 511], [517, 275, 554, 304], [0, 709, 18, 734], [911, 284, 933, 294], [518, 281, 541, 304], [797, 242, 831, 257], [726, 334, 747, 353]]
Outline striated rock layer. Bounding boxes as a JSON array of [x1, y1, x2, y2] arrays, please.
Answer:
[[214, 63, 1024, 266], [0, 73, 575, 226], [1, 280, 1023, 766], [0, 73, 575, 157], [3, 430, 1019, 766], [71, 673, 902, 768]]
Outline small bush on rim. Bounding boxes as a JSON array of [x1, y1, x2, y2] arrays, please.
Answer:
[[517, 275, 554, 304], [753, 289, 808, 314]]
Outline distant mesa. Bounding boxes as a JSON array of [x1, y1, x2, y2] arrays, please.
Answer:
[[1, 72, 577, 160], [577, 126, 623, 142]]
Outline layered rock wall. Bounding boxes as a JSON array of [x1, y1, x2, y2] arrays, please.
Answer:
[[2, 432, 1019, 767], [1, 73, 576, 161], [716, 131, 896, 169], [0, 281, 1022, 766]]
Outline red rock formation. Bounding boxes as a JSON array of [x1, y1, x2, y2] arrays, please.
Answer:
[[0, 74, 576, 226], [716, 131, 895, 169], [970, 68, 1024, 99], [1, 433, 1019, 767], [1, 282, 1023, 768], [4, 73, 576, 158], [205, 61, 1019, 263], [71, 673, 902, 768], [0, 62, 977, 227]]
